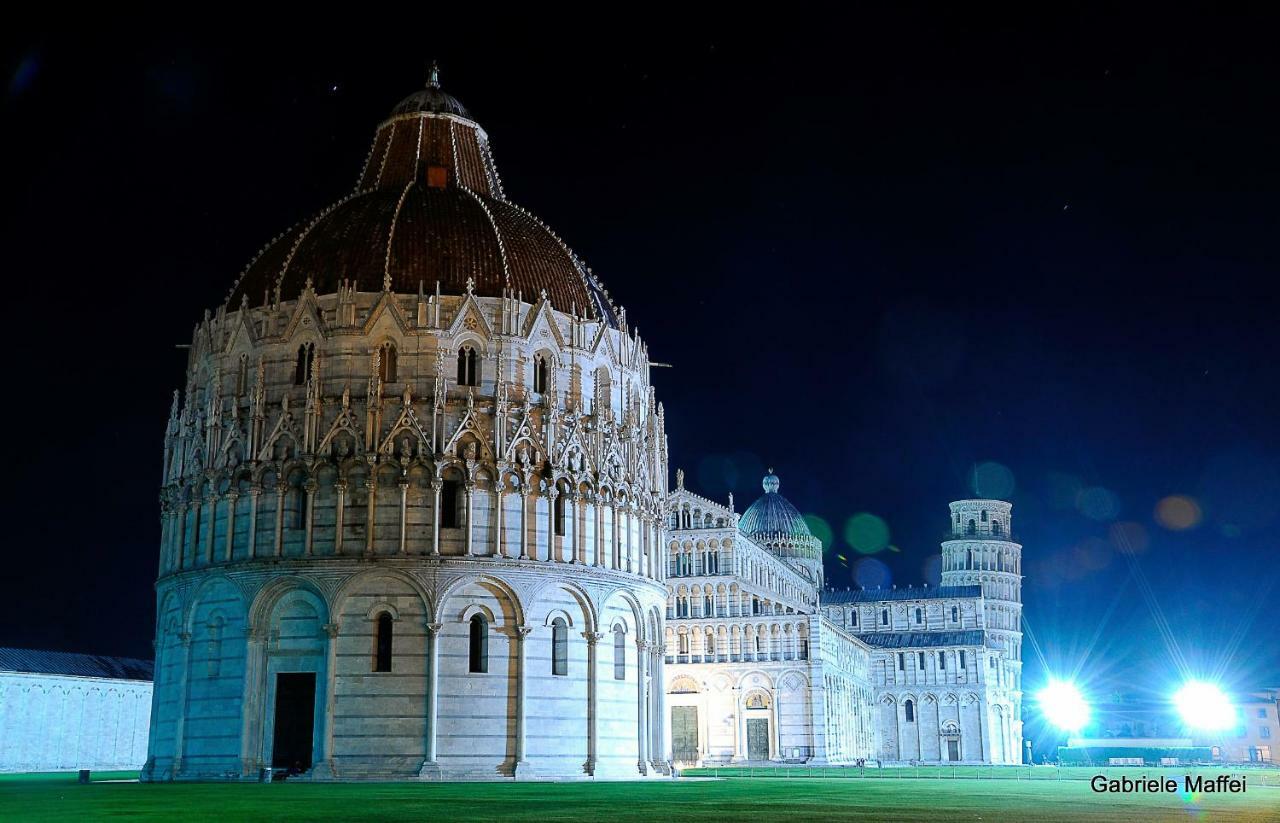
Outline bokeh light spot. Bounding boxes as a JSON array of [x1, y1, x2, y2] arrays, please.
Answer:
[[1077, 486, 1120, 521], [804, 514, 833, 549], [1155, 494, 1201, 531], [972, 461, 1016, 499], [922, 554, 942, 584], [844, 513, 890, 555], [853, 557, 891, 589]]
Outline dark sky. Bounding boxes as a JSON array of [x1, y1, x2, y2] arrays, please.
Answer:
[[4, 12, 1279, 726]]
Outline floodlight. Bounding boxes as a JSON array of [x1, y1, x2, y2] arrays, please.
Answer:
[[1173, 681, 1235, 731], [1037, 680, 1090, 731]]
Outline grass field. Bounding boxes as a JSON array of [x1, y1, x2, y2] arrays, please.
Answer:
[[0, 771, 1275, 822]]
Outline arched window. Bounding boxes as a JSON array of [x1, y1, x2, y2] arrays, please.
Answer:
[[918, 651, 926, 669], [904, 699, 915, 722], [981, 509, 988, 522], [554, 491, 566, 537], [850, 611, 858, 627], [966, 519, 976, 535], [379, 342, 398, 383], [533, 354, 549, 394], [915, 607, 923, 624], [938, 651, 947, 670], [469, 614, 488, 673], [441, 478, 461, 528], [613, 628, 626, 680], [457, 345, 478, 387], [897, 652, 905, 671], [373, 612, 393, 673], [678, 633, 689, 655], [881, 609, 889, 626], [551, 618, 568, 676], [992, 520, 1003, 536], [951, 606, 959, 623], [959, 650, 967, 669], [295, 343, 314, 385]]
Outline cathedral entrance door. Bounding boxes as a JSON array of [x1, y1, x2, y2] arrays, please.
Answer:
[[946, 738, 960, 762], [747, 718, 769, 761], [671, 706, 698, 763], [271, 672, 316, 772]]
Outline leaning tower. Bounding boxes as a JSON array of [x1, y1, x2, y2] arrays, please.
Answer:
[[940, 499, 1023, 760]]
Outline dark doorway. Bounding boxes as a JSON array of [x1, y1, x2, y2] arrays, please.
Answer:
[[747, 718, 770, 760], [671, 705, 698, 763], [272, 672, 316, 772]]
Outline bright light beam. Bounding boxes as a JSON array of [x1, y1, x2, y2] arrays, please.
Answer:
[[1173, 681, 1235, 731], [1037, 680, 1090, 732]]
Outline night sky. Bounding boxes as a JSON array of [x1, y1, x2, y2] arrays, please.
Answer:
[[4, 13, 1278, 729]]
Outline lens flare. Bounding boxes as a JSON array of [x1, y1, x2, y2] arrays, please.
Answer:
[[844, 513, 889, 554], [1037, 680, 1090, 731], [1173, 681, 1235, 731], [1155, 495, 1202, 531]]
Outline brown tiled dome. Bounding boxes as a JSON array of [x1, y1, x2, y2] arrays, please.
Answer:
[[228, 75, 618, 326]]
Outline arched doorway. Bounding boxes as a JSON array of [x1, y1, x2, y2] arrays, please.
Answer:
[[744, 690, 772, 761]]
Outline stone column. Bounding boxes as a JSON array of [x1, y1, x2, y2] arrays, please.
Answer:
[[274, 482, 286, 557], [635, 639, 649, 773], [363, 476, 376, 556], [513, 625, 534, 778], [419, 622, 443, 778], [584, 631, 603, 775], [519, 490, 530, 560], [333, 482, 346, 554], [170, 631, 192, 777], [493, 485, 504, 558], [430, 481, 442, 556], [653, 640, 668, 768], [247, 488, 261, 559], [312, 622, 340, 778], [304, 481, 317, 556], [733, 690, 746, 761], [398, 479, 409, 555], [225, 491, 238, 562], [464, 483, 475, 555], [593, 494, 604, 566], [612, 502, 621, 569], [239, 628, 267, 777], [174, 504, 189, 570], [547, 488, 559, 561], [204, 496, 217, 565]]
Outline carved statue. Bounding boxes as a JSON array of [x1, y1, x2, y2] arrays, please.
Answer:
[[464, 441, 478, 462], [676, 468, 685, 489], [398, 437, 413, 460], [517, 445, 530, 466]]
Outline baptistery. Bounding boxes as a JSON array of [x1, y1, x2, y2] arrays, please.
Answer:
[[144, 71, 670, 781]]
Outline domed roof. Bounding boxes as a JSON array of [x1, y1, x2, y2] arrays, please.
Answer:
[[227, 71, 619, 326], [390, 65, 472, 118], [739, 470, 814, 542]]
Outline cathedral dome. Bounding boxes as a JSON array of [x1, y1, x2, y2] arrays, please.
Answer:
[[739, 470, 813, 542], [227, 71, 618, 326]]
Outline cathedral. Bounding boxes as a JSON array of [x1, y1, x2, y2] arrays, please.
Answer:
[[665, 475, 1024, 765], [143, 72, 1022, 781]]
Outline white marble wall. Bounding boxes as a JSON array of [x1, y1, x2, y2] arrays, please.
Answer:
[[0, 672, 152, 772]]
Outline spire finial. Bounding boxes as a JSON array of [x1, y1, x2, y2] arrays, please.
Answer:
[[427, 61, 441, 89]]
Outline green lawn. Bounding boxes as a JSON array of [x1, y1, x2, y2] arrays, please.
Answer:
[[0, 773, 1275, 822]]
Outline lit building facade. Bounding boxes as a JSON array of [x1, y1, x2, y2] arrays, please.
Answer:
[[144, 73, 670, 781], [664, 477, 1024, 765]]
